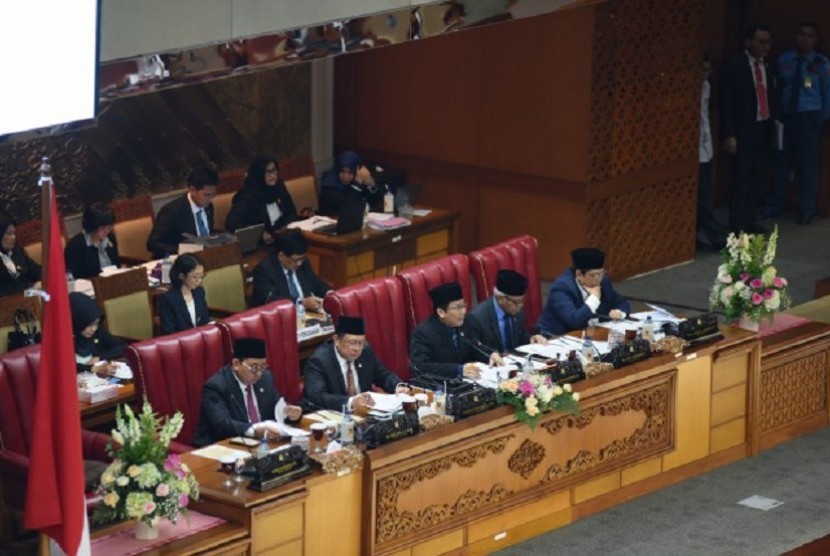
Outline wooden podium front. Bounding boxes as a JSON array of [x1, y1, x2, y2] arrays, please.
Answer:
[[303, 209, 459, 289]]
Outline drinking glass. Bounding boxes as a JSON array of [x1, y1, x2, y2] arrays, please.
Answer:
[[219, 456, 236, 488], [310, 422, 327, 454]]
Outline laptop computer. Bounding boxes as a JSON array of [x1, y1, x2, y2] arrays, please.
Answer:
[[234, 223, 265, 254], [315, 201, 365, 236]]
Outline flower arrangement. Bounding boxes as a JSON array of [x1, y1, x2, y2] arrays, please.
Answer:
[[93, 400, 199, 529], [709, 225, 790, 324], [497, 371, 581, 429]]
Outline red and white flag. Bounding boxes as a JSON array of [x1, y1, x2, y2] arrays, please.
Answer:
[[23, 185, 90, 555]]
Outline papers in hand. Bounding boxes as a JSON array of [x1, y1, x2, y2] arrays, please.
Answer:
[[368, 393, 403, 413], [111, 361, 133, 380], [271, 399, 309, 436], [287, 215, 336, 231]]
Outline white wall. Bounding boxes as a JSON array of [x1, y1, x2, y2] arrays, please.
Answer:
[[100, 0, 444, 61]]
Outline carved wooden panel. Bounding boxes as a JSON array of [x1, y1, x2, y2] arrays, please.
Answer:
[[370, 372, 675, 552], [589, 0, 703, 182], [0, 64, 311, 224], [587, 174, 697, 278], [759, 350, 829, 433]]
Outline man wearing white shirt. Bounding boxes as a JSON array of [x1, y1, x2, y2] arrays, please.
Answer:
[[536, 248, 630, 335], [302, 316, 407, 412], [146, 167, 219, 258], [193, 338, 302, 447]]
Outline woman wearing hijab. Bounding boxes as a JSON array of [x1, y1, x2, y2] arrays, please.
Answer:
[[225, 155, 299, 245], [69, 292, 127, 374], [0, 214, 42, 298], [319, 150, 384, 216]]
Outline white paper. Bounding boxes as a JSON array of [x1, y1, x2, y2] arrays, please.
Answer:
[[111, 361, 133, 380], [191, 445, 250, 461], [286, 215, 336, 231], [366, 212, 395, 222], [412, 209, 432, 216], [631, 310, 684, 324], [275, 398, 286, 423], [369, 392, 402, 413], [73, 279, 95, 297], [738, 495, 784, 511]]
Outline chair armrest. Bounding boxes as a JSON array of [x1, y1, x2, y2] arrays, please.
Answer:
[[81, 430, 112, 462], [168, 440, 193, 455]]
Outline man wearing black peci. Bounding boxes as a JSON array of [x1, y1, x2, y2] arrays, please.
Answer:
[[303, 316, 407, 413], [468, 269, 547, 352], [193, 338, 302, 447], [409, 281, 502, 380]]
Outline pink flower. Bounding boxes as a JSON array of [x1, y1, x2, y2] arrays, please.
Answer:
[[749, 278, 764, 289], [156, 483, 170, 496], [178, 494, 189, 508], [518, 380, 535, 396], [740, 272, 750, 282], [763, 289, 774, 300], [773, 277, 787, 288], [143, 501, 156, 514], [164, 454, 181, 473], [751, 293, 764, 305]]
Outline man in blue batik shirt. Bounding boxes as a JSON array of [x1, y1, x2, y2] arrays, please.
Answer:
[[764, 22, 830, 225]]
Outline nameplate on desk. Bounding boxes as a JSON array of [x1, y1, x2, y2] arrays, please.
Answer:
[[297, 324, 322, 341]]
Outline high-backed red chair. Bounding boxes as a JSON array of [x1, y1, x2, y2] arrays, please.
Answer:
[[323, 276, 410, 380], [469, 235, 543, 331], [396, 254, 471, 337], [217, 300, 302, 404], [125, 325, 228, 449], [0, 345, 109, 512]]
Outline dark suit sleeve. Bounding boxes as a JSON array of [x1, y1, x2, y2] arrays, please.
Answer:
[[299, 264, 332, 298], [318, 186, 348, 217], [601, 278, 631, 316], [252, 257, 286, 306], [194, 287, 211, 325], [272, 184, 299, 230], [198, 380, 251, 445], [158, 291, 179, 335], [364, 345, 402, 393], [93, 329, 127, 360], [147, 201, 180, 258], [543, 282, 594, 333], [303, 352, 349, 411], [409, 323, 459, 379], [224, 191, 255, 234], [719, 57, 738, 139]]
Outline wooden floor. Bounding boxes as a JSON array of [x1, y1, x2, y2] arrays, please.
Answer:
[[785, 533, 830, 556]]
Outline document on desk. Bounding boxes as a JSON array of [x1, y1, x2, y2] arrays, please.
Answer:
[[630, 310, 685, 324], [191, 445, 250, 462], [369, 393, 402, 413], [287, 215, 336, 231], [273, 399, 310, 436]]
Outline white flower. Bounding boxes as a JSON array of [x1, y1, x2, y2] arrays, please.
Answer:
[[116, 476, 129, 486], [572, 392, 580, 402], [762, 266, 776, 286], [111, 430, 124, 445], [562, 383, 572, 393], [720, 286, 733, 305], [764, 290, 781, 311], [553, 385, 563, 396]]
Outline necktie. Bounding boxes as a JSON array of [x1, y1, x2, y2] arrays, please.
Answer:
[[452, 329, 459, 349], [346, 361, 357, 397], [286, 270, 299, 301], [789, 56, 805, 115], [196, 209, 209, 237], [753, 60, 770, 120], [503, 314, 514, 350], [245, 385, 260, 424]]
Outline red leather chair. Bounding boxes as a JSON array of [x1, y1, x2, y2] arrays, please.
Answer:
[[323, 276, 410, 380], [126, 325, 228, 449], [396, 254, 471, 336], [0, 345, 109, 512], [217, 300, 302, 404], [469, 235, 543, 331]]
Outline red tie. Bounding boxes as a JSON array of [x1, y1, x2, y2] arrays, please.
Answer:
[[754, 60, 770, 120], [346, 361, 357, 397], [246, 385, 260, 423]]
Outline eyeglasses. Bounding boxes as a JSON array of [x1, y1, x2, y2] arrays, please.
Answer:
[[503, 295, 525, 307], [241, 360, 267, 374], [186, 273, 206, 281], [339, 338, 366, 349], [583, 270, 605, 280], [264, 167, 279, 175], [446, 302, 467, 312]]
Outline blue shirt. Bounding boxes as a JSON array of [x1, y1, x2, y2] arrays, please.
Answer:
[[492, 297, 511, 349], [778, 49, 830, 120]]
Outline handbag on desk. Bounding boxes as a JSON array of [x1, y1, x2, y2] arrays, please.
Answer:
[[8, 308, 41, 350]]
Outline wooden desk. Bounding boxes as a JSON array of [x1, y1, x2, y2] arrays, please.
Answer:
[[304, 208, 459, 288], [182, 441, 362, 555], [80, 383, 136, 430]]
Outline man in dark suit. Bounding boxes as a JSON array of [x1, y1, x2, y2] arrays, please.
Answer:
[[409, 282, 501, 380], [536, 248, 630, 335], [720, 24, 775, 234], [252, 229, 331, 308], [147, 167, 219, 259], [193, 338, 302, 447], [303, 316, 406, 412], [468, 269, 547, 352]]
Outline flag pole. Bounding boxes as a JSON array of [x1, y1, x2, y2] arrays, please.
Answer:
[[39, 157, 52, 288]]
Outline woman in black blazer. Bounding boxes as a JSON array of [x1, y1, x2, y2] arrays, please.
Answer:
[[158, 254, 211, 335], [64, 202, 121, 279], [0, 215, 42, 298], [225, 156, 300, 245], [69, 292, 127, 373]]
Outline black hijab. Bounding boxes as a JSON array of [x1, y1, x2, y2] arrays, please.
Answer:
[[243, 156, 283, 204]]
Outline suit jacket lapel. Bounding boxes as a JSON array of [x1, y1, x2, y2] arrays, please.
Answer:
[[222, 368, 247, 423], [487, 303, 503, 350], [328, 342, 348, 395]]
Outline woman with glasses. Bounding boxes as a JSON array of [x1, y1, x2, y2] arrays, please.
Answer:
[[158, 253, 211, 335], [64, 202, 121, 279], [225, 155, 303, 245]]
